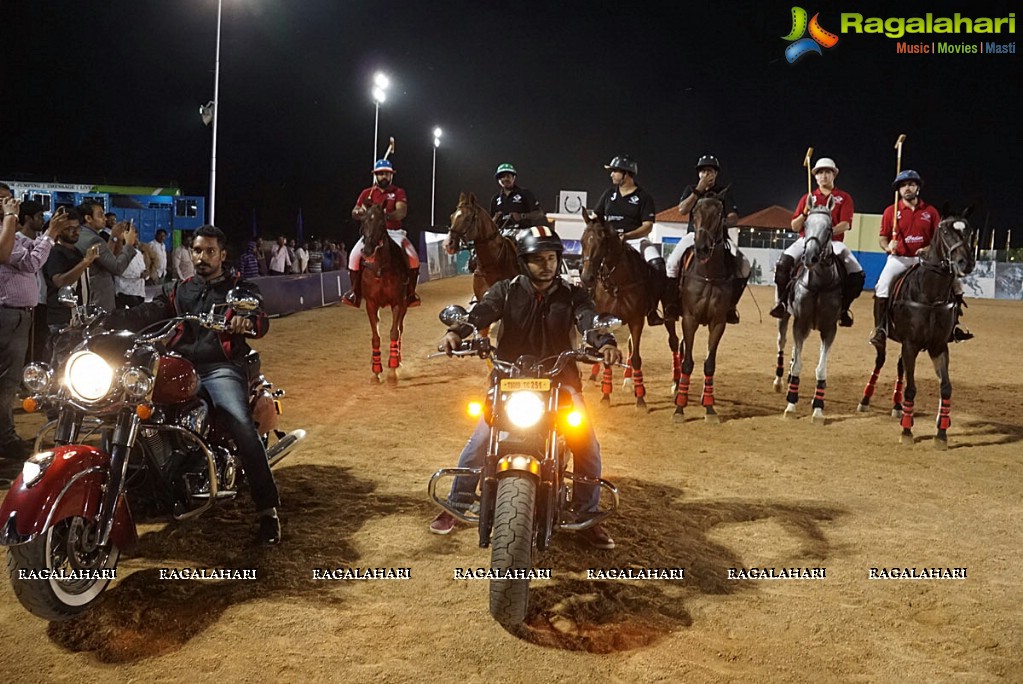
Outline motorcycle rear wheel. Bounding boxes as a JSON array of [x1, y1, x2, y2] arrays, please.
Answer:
[[489, 474, 536, 627], [7, 516, 120, 621]]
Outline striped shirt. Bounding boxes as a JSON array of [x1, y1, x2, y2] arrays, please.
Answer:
[[0, 231, 53, 307]]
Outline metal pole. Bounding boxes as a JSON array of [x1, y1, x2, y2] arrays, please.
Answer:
[[373, 102, 380, 166], [431, 145, 437, 229], [209, 0, 222, 225]]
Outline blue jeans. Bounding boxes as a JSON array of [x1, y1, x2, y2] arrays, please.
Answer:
[[0, 308, 32, 445], [198, 363, 280, 512], [448, 386, 602, 512]]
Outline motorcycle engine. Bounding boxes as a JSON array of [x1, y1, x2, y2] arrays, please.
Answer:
[[179, 402, 210, 436]]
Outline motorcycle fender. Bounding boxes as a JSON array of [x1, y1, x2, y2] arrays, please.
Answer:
[[0, 445, 137, 550], [496, 454, 541, 477]]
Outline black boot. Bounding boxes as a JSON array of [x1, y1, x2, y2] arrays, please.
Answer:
[[769, 254, 795, 319], [342, 269, 362, 308], [868, 296, 889, 348], [727, 273, 749, 324], [257, 510, 282, 546], [951, 293, 973, 342], [840, 270, 866, 327], [647, 258, 666, 326], [407, 267, 422, 307], [663, 276, 681, 321]]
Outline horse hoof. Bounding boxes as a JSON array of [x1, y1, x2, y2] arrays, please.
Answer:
[[933, 438, 948, 451], [900, 434, 914, 446], [773, 378, 783, 393], [891, 409, 903, 419], [857, 402, 870, 413], [705, 413, 720, 424], [784, 406, 797, 419], [635, 399, 647, 411], [672, 411, 685, 424], [811, 412, 826, 425], [600, 395, 611, 406], [371, 375, 381, 385]]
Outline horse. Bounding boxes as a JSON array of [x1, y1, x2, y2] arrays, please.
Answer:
[[773, 197, 843, 424], [579, 209, 659, 409], [857, 211, 976, 449], [358, 204, 409, 385], [668, 190, 735, 423], [444, 192, 518, 302]]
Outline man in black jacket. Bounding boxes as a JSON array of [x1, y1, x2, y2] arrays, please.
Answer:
[[429, 227, 622, 549], [105, 225, 282, 545]]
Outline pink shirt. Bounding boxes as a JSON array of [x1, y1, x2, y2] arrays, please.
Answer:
[[0, 232, 53, 307]]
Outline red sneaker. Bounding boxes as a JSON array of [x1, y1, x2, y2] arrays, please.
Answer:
[[429, 511, 458, 535]]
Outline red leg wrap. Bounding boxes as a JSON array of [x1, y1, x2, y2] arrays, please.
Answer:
[[633, 369, 646, 398], [672, 352, 682, 383], [937, 398, 952, 430], [601, 366, 613, 396], [675, 374, 691, 408], [388, 341, 400, 369], [701, 375, 715, 407], [900, 400, 915, 430], [372, 348, 383, 374]]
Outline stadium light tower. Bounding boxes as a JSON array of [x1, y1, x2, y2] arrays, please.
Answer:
[[431, 127, 443, 228], [372, 72, 390, 164]]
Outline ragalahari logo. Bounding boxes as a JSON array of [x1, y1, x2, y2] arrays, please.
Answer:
[[783, 7, 839, 63]]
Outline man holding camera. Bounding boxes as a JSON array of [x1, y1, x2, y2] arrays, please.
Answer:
[[75, 200, 138, 312]]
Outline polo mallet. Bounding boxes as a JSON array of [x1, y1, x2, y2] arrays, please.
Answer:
[[803, 147, 814, 197], [383, 136, 395, 161], [892, 134, 906, 239]]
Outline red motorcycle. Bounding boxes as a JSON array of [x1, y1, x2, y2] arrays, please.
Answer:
[[0, 290, 305, 620]]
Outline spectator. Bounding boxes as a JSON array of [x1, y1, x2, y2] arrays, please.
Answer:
[[322, 241, 335, 271], [255, 237, 269, 275], [307, 241, 323, 274], [295, 241, 309, 274], [44, 207, 99, 329], [269, 235, 291, 275], [75, 201, 139, 312], [115, 245, 147, 309], [171, 232, 195, 280], [239, 241, 261, 279], [147, 228, 168, 283], [101, 211, 117, 241], [2, 193, 21, 263], [287, 239, 299, 274]]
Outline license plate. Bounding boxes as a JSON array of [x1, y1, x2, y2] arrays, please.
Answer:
[[500, 378, 551, 392]]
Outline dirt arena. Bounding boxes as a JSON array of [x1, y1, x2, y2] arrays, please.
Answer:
[[0, 277, 1020, 682]]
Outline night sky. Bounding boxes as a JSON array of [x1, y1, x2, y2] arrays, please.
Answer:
[[4, 0, 1020, 248]]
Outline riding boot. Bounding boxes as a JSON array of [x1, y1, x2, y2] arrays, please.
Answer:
[[868, 296, 889, 349], [342, 269, 362, 308], [406, 267, 422, 307], [647, 258, 666, 327], [840, 270, 866, 327], [727, 273, 749, 325], [663, 277, 681, 321], [769, 254, 795, 319], [951, 293, 974, 342]]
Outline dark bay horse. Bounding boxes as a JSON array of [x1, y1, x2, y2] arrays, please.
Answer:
[[580, 209, 658, 408], [359, 204, 409, 384], [774, 198, 843, 424], [669, 191, 734, 423], [444, 192, 518, 302], [857, 212, 976, 449]]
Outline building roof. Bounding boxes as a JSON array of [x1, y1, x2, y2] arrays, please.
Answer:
[[654, 206, 689, 224], [736, 205, 793, 230]]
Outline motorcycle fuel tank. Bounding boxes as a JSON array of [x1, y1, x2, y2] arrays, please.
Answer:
[[152, 353, 200, 405]]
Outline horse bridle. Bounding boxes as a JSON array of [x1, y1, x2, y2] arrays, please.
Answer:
[[925, 220, 969, 276], [802, 209, 835, 266], [582, 224, 628, 295], [449, 204, 501, 253], [693, 197, 727, 256]]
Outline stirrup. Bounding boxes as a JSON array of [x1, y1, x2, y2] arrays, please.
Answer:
[[726, 309, 740, 325], [951, 326, 973, 343], [839, 310, 854, 327], [342, 291, 361, 308], [769, 301, 787, 319], [646, 310, 664, 327], [407, 293, 422, 308], [868, 328, 886, 348]]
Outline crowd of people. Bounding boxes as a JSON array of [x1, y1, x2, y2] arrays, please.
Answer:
[[243, 235, 348, 278]]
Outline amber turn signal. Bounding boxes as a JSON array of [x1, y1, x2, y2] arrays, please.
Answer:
[[22, 398, 38, 413], [565, 410, 584, 428], [136, 404, 154, 420], [467, 401, 483, 418]]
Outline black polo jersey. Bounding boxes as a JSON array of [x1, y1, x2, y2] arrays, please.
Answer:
[[679, 184, 738, 232], [596, 185, 656, 233], [490, 186, 541, 229]]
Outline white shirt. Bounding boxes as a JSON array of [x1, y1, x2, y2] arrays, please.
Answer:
[[295, 247, 309, 274], [115, 251, 147, 297], [270, 244, 291, 272], [172, 245, 195, 280], [147, 239, 168, 278]]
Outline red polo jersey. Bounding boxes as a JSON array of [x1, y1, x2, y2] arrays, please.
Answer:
[[357, 185, 407, 230], [879, 199, 939, 257], [792, 188, 854, 242]]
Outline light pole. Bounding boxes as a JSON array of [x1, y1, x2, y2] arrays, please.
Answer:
[[431, 127, 442, 229], [208, 0, 223, 225], [371, 72, 389, 164]]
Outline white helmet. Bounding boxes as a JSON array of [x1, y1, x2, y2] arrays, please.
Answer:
[[812, 157, 838, 173]]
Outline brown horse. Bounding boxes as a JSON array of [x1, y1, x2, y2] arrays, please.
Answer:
[[668, 192, 734, 423], [444, 192, 518, 302], [579, 209, 658, 409], [359, 204, 409, 384]]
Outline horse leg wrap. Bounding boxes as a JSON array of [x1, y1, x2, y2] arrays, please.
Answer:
[[624, 355, 633, 379], [633, 368, 646, 398], [812, 380, 826, 410], [601, 366, 613, 397], [862, 366, 881, 401], [675, 373, 691, 408], [672, 351, 682, 383], [388, 340, 400, 369], [372, 348, 383, 374], [892, 379, 904, 407], [775, 352, 784, 380], [900, 400, 915, 430], [937, 398, 952, 430], [786, 375, 800, 405], [701, 375, 715, 407], [591, 362, 601, 380]]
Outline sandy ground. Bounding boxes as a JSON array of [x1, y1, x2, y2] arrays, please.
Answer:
[[0, 278, 1021, 683]]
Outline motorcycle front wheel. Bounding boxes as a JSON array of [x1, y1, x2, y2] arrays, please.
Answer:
[[489, 474, 536, 627], [7, 516, 120, 621]]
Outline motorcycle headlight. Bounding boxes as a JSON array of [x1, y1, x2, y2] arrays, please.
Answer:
[[22, 451, 54, 487], [121, 367, 154, 399], [22, 363, 53, 394], [504, 392, 546, 429], [64, 351, 114, 403]]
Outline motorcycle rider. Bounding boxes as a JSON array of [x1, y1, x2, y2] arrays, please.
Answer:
[[104, 224, 282, 546], [429, 226, 623, 549]]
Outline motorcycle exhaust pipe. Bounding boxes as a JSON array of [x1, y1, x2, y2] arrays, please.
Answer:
[[267, 429, 307, 467]]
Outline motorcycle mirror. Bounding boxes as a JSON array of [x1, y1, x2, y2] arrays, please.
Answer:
[[591, 313, 623, 330], [226, 289, 261, 312], [439, 304, 469, 326], [58, 286, 79, 308]]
